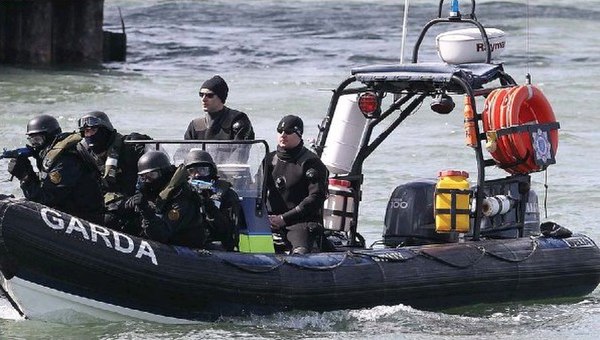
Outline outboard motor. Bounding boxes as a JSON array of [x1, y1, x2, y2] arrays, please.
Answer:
[[383, 180, 457, 247]]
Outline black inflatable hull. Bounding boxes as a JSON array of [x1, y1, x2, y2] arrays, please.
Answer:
[[1, 198, 600, 322]]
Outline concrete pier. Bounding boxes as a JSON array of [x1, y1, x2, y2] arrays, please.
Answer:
[[0, 0, 123, 65]]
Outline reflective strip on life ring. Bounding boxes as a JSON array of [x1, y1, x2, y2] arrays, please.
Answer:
[[483, 85, 559, 174], [482, 88, 514, 171]]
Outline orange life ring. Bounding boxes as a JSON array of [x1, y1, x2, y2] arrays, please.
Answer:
[[498, 86, 528, 172], [482, 88, 514, 171], [483, 85, 559, 174]]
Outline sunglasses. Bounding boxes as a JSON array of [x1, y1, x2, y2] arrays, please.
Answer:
[[199, 92, 216, 99], [277, 127, 299, 135]]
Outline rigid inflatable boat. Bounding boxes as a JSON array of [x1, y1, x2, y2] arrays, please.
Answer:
[[1, 0, 600, 323], [0, 197, 599, 323]]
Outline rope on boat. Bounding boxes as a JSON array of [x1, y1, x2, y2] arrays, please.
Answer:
[[420, 244, 487, 268], [283, 251, 354, 270], [221, 258, 286, 273], [484, 238, 539, 262], [219, 251, 353, 273]]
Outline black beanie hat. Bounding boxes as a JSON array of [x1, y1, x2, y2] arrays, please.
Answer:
[[277, 115, 303, 137], [201, 75, 229, 103]]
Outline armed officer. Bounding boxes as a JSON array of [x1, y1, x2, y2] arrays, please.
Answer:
[[184, 149, 241, 251], [133, 151, 231, 249], [264, 115, 329, 254], [7, 114, 104, 223], [78, 111, 151, 233]]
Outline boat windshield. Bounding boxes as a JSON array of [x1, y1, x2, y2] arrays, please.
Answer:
[[126, 140, 269, 200]]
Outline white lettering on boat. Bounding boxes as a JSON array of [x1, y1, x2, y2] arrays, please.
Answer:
[[113, 231, 134, 253], [40, 208, 158, 265], [90, 224, 113, 248], [66, 217, 89, 239]]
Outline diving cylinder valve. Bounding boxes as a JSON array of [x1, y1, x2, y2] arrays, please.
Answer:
[[482, 195, 514, 217], [321, 94, 368, 174], [323, 179, 354, 231], [434, 170, 471, 233]]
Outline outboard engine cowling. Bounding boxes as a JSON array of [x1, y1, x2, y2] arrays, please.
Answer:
[[383, 180, 457, 247]]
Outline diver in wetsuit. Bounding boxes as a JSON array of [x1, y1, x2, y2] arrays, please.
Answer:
[[264, 115, 329, 254], [183, 75, 254, 164]]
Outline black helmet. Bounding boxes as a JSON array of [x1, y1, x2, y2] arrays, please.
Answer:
[[184, 149, 217, 177], [26, 114, 62, 150], [26, 114, 61, 136], [78, 111, 115, 132], [137, 151, 172, 175]]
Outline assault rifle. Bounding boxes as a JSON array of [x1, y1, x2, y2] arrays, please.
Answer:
[[1, 147, 33, 160], [189, 179, 214, 194], [189, 179, 218, 214]]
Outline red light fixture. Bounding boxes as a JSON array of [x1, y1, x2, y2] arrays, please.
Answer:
[[358, 92, 379, 117]]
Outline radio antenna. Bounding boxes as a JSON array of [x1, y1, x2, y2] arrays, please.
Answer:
[[400, 0, 410, 64]]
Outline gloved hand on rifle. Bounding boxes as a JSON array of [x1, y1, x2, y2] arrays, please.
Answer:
[[122, 192, 151, 214], [7, 157, 34, 181]]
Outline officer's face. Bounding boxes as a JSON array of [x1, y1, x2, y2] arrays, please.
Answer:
[[187, 165, 212, 180], [82, 126, 99, 137], [26, 133, 45, 149], [277, 129, 301, 149]]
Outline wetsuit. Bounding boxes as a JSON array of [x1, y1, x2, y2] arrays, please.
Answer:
[[184, 107, 254, 164], [265, 141, 329, 253], [184, 107, 254, 141]]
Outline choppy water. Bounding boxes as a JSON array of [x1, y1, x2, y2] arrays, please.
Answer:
[[2, 0, 600, 338]]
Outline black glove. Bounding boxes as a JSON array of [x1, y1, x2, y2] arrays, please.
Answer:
[[7, 157, 34, 180], [123, 192, 145, 212]]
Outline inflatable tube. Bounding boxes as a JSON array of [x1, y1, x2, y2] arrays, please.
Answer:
[[483, 85, 559, 174], [1, 198, 599, 322]]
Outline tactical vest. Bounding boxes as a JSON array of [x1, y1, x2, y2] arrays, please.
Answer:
[[102, 132, 124, 184], [157, 164, 189, 209], [42, 133, 98, 175]]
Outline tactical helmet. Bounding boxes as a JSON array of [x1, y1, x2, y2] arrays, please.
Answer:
[[78, 111, 115, 132], [26, 114, 62, 136], [137, 151, 172, 175], [184, 149, 217, 177]]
